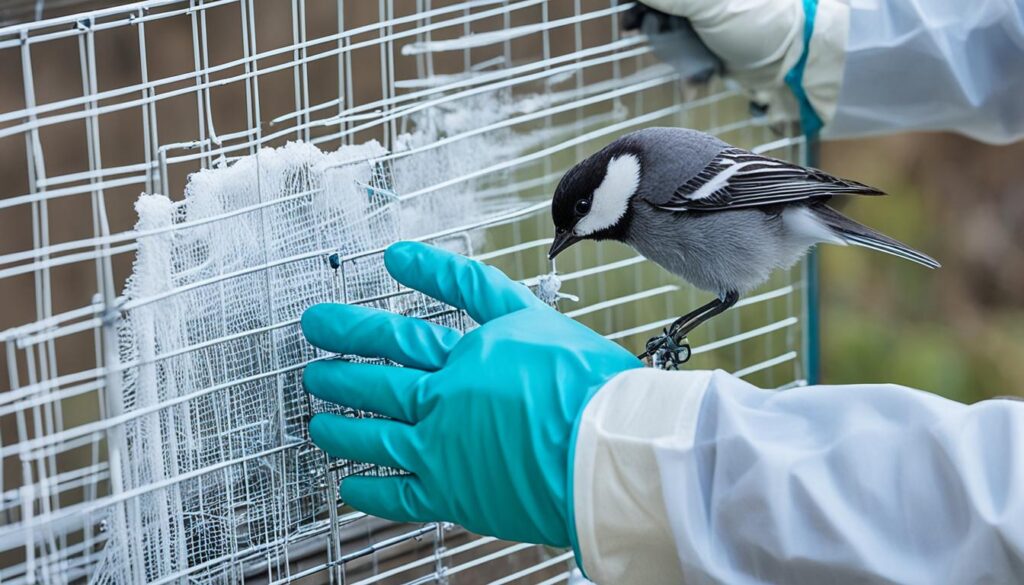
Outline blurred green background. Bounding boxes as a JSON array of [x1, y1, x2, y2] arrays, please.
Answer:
[[819, 134, 1024, 402]]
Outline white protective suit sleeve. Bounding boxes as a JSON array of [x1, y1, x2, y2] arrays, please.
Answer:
[[572, 369, 1024, 584], [826, 0, 1024, 143]]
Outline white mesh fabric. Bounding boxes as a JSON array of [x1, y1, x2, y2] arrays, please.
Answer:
[[112, 141, 397, 582]]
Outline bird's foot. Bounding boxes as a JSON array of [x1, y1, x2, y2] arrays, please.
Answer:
[[640, 328, 692, 370]]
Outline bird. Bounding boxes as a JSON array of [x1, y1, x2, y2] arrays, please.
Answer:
[[547, 127, 939, 368]]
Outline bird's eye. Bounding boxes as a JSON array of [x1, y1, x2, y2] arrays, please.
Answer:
[[575, 198, 591, 215]]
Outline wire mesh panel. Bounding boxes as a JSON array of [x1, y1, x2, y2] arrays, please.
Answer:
[[0, 1, 811, 583]]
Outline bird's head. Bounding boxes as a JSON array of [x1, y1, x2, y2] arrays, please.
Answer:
[[548, 127, 728, 259], [548, 138, 643, 260]]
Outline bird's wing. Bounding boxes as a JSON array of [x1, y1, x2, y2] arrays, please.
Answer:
[[655, 148, 885, 212]]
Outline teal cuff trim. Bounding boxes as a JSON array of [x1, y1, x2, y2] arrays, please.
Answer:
[[784, 0, 823, 137]]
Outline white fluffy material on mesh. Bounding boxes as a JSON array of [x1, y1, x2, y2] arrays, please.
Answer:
[[103, 95, 547, 583], [108, 140, 407, 581]]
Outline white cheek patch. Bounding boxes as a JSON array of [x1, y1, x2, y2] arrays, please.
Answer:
[[575, 154, 641, 236]]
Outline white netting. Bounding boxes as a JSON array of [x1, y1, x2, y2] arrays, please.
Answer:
[[110, 141, 394, 582], [104, 126, 558, 580]]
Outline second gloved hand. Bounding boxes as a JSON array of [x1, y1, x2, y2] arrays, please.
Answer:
[[626, 0, 850, 130], [301, 241, 642, 548]]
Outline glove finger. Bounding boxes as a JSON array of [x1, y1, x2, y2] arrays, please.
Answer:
[[301, 303, 459, 371], [341, 475, 442, 524], [383, 241, 543, 324], [304, 360, 427, 423], [308, 413, 418, 473]]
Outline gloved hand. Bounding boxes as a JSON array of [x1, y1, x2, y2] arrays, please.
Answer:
[[622, 3, 723, 84], [624, 0, 850, 132], [301, 241, 642, 548]]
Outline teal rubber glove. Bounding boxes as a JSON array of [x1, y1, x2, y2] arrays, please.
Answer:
[[301, 241, 642, 549]]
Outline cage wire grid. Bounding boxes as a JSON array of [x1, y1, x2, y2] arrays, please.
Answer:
[[0, 1, 812, 583]]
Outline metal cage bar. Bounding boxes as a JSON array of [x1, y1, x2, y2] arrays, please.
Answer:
[[0, 2, 814, 583]]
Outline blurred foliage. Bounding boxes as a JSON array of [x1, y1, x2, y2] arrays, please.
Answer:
[[820, 134, 1024, 402]]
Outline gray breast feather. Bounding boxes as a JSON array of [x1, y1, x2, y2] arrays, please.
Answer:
[[626, 203, 801, 295]]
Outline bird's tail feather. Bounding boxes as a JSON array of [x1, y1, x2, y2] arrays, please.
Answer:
[[813, 205, 940, 269]]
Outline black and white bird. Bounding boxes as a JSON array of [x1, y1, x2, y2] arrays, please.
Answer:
[[548, 127, 939, 368]]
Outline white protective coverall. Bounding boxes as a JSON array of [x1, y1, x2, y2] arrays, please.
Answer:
[[828, 0, 1024, 143], [573, 1, 1024, 583]]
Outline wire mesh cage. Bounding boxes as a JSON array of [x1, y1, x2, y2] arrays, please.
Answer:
[[0, 1, 814, 583]]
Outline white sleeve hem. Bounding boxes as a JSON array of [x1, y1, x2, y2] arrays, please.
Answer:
[[805, 0, 850, 124], [572, 368, 712, 584]]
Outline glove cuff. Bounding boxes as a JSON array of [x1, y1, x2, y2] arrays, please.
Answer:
[[800, 0, 850, 129], [744, 0, 850, 132], [777, 0, 849, 133], [784, 0, 825, 135], [568, 368, 712, 584]]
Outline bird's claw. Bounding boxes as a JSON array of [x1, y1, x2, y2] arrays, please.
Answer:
[[640, 328, 691, 370]]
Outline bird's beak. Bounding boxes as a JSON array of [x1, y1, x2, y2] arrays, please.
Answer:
[[548, 231, 582, 260]]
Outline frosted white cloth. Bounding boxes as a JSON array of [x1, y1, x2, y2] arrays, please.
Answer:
[[572, 368, 1024, 584], [826, 0, 1024, 144]]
